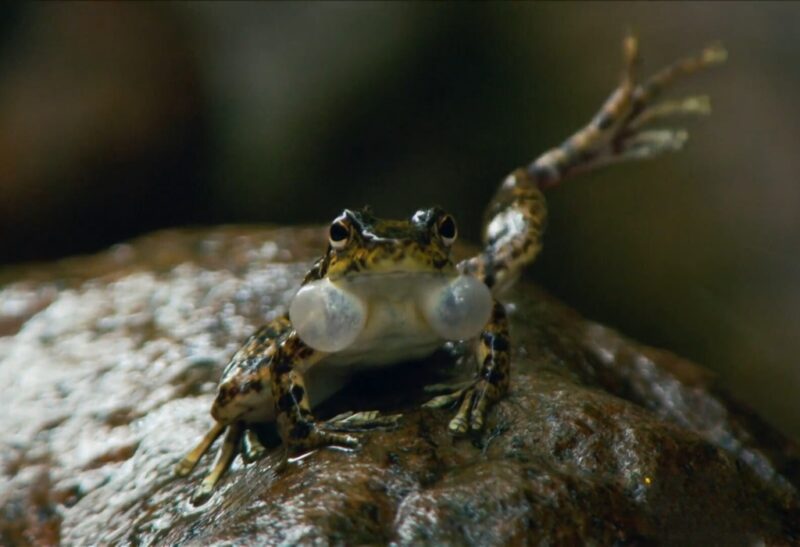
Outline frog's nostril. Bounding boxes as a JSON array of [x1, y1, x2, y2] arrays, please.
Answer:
[[289, 279, 366, 352]]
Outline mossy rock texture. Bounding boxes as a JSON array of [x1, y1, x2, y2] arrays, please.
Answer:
[[0, 226, 798, 546]]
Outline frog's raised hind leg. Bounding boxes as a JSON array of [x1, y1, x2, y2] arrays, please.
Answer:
[[424, 301, 510, 434], [529, 35, 726, 188], [460, 35, 726, 294]]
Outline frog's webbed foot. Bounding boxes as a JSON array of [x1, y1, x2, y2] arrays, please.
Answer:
[[459, 38, 726, 294], [423, 378, 501, 435], [282, 420, 360, 457], [424, 379, 476, 398], [320, 410, 403, 433], [528, 35, 726, 190], [279, 412, 404, 459]]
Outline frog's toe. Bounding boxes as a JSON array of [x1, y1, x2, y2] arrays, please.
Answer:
[[241, 445, 265, 464], [447, 386, 477, 436], [423, 379, 474, 395], [322, 430, 360, 449], [286, 423, 360, 456], [423, 389, 465, 409], [191, 483, 215, 506], [469, 388, 492, 432], [434, 380, 497, 436], [174, 457, 195, 478], [422, 380, 482, 434], [423, 383, 474, 433], [322, 410, 402, 432], [447, 414, 470, 435], [447, 399, 486, 436], [469, 414, 485, 431]]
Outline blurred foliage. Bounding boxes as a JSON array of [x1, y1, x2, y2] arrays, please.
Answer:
[[0, 3, 798, 438]]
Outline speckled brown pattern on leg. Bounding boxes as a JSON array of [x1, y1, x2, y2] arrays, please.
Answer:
[[459, 35, 726, 296], [470, 301, 511, 430], [425, 301, 510, 435], [270, 332, 359, 454], [459, 171, 546, 294], [175, 316, 290, 502]]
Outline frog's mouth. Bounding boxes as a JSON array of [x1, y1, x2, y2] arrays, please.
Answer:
[[341, 270, 444, 277], [289, 275, 492, 353], [327, 266, 448, 283]]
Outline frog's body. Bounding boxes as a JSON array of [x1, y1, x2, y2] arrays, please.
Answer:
[[176, 36, 726, 504], [210, 208, 484, 427]]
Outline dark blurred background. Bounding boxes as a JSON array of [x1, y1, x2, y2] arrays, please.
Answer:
[[1, 3, 798, 439]]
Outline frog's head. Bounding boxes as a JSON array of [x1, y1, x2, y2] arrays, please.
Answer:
[[322, 206, 457, 280], [289, 207, 493, 353]]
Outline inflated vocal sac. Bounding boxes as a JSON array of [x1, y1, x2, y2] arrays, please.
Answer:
[[421, 274, 492, 341], [289, 279, 366, 352]]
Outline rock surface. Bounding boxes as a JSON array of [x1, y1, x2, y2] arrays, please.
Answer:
[[0, 226, 798, 546]]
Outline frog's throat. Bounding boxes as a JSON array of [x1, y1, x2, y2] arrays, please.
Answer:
[[289, 275, 492, 353]]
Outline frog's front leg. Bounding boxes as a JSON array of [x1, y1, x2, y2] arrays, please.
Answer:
[[425, 300, 510, 435], [270, 332, 361, 454]]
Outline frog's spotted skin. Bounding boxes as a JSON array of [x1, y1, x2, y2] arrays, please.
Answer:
[[460, 36, 727, 293], [321, 207, 456, 280], [424, 300, 511, 434], [175, 36, 726, 504]]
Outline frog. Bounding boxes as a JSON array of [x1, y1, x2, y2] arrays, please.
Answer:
[[175, 36, 726, 505]]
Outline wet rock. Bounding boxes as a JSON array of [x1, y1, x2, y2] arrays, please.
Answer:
[[0, 226, 798, 546]]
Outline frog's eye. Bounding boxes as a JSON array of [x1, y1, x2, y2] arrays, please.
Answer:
[[436, 214, 457, 246], [329, 218, 351, 250]]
